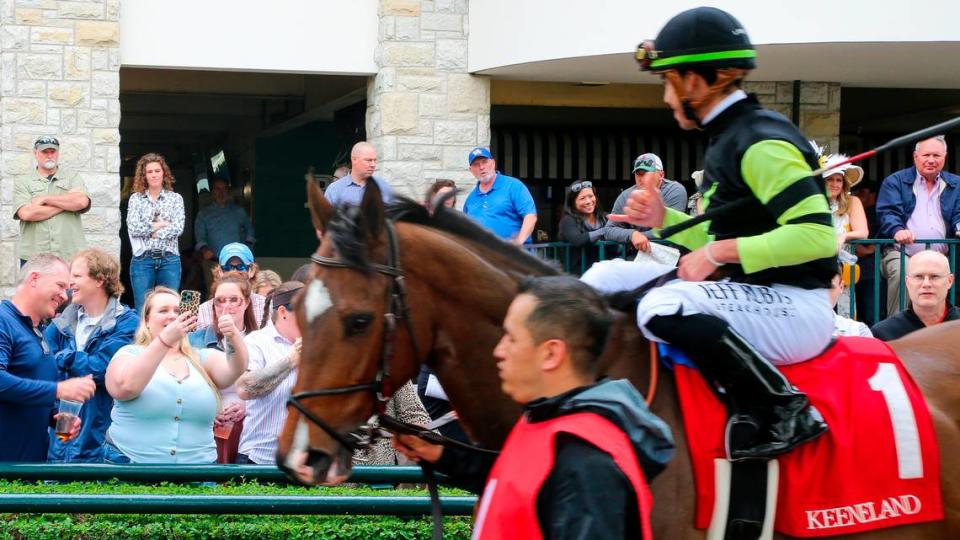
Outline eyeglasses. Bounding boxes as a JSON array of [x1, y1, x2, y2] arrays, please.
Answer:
[[214, 296, 244, 306], [906, 273, 949, 284], [570, 181, 593, 193], [221, 263, 249, 272]]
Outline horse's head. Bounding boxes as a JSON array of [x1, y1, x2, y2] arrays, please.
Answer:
[[277, 179, 424, 485]]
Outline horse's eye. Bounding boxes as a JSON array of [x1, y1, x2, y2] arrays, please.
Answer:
[[344, 313, 374, 336]]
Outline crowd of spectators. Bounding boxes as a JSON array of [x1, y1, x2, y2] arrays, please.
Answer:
[[3, 132, 958, 466]]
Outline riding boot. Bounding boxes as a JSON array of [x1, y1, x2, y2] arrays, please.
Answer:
[[702, 329, 828, 461]]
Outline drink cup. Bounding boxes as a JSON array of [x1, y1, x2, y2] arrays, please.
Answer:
[[55, 399, 82, 442]]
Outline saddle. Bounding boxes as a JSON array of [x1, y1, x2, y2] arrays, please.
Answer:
[[662, 337, 943, 538]]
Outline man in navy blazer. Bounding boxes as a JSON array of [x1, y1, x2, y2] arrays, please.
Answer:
[[876, 135, 960, 316]]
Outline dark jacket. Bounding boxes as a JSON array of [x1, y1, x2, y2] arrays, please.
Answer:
[[557, 213, 616, 273], [45, 298, 139, 462], [870, 305, 960, 341], [434, 379, 674, 539], [876, 167, 960, 239]]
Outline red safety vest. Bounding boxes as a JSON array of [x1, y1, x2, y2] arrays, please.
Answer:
[[472, 412, 654, 540]]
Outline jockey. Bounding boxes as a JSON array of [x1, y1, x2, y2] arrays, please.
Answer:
[[583, 7, 836, 461]]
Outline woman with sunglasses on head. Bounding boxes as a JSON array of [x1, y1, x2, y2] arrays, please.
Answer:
[[126, 153, 185, 313], [558, 179, 618, 272], [188, 272, 257, 463]]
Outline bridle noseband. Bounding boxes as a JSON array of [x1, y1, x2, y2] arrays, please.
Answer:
[[287, 220, 423, 452]]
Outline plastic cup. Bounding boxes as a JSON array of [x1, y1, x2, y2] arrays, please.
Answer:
[[55, 399, 82, 442]]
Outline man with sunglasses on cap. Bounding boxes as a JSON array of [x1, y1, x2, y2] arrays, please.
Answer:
[[583, 7, 837, 461], [196, 243, 266, 330], [463, 147, 538, 245], [14, 136, 91, 265], [607, 153, 688, 253]]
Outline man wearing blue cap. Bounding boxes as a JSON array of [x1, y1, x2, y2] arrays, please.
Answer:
[[195, 242, 266, 330], [463, 147, 538, 245]]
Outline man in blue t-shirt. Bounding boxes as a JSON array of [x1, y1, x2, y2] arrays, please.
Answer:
[[463, 147, 538, 244]]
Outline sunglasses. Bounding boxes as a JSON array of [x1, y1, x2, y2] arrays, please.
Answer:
[[34, 136, 60, 148], [221, 263, 249, 272], [214, 296, 244, 306], [570, 181, 593, 193]]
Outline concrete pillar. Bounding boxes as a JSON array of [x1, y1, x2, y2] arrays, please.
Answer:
[[368, 0, 490, 201], [0, 0, 121, 296], [745, 81, 842, 154]]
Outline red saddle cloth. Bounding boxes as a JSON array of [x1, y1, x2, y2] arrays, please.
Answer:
[[672, 336, 943, 537]]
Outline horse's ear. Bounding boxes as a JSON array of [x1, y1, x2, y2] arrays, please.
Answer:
[[307, 178, 333, 234], [358, 178, 385, 241]]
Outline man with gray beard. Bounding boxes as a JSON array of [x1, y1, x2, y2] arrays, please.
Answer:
[[14, 136, 91, 265]]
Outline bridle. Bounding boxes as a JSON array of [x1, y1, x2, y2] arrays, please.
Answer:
[[287, 220, 423, 452]]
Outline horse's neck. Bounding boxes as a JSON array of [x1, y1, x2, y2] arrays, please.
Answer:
[[399, 229, 527, 448]]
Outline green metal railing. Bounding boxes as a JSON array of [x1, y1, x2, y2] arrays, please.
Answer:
[[0, 463, 428, 483], [0, 464, 475, 516], [0, 494, 475, 515], [528, 241, 623, 275]]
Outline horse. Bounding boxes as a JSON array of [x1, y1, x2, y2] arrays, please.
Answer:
[[277, 180, 960, 539]]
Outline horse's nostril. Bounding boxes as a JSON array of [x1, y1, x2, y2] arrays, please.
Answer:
[[306, 448, 331, 471]]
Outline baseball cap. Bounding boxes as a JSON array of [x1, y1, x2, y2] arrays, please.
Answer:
[[632, 153, 663, 173], [219, 243, 255, 266], [468, 147, 493, 165], [34, 135, 60, 151]]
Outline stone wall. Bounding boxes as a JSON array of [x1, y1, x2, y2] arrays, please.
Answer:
[[745, 81, 841, 154], [0, 0, 121, 296], [367, 0, 489, 201]]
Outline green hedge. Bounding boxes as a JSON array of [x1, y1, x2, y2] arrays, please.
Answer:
[[0, 481, 473, 540]]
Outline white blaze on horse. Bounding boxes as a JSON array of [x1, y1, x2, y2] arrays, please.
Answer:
[[277, 180, 960, 539]]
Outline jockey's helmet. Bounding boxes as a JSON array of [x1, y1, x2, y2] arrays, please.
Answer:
[[636, 7, 756, 73]]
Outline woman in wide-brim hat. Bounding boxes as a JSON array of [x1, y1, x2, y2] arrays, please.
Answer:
[[824, 154, 868, 250], [824, 154, 867, 316]]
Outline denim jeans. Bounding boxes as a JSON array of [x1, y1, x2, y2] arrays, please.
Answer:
[[131, 252, 182, 314], [101, 441, 131, 464]]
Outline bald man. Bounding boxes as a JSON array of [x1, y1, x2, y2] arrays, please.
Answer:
[[871, 250, 960, 341], [323, 142, 394, 206]]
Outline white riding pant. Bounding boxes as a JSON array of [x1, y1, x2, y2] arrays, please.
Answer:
[[581, 259, 834, 366]]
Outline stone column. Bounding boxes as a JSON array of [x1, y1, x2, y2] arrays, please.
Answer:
[[746, 81, 841, 154], [0, 0, 121, 296], [367, 0, 490, 201]]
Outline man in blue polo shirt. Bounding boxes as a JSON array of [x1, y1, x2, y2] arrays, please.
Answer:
[[324, 142, 394, 206], [0, 254, 95, 462], [463, 147, 538, 244]]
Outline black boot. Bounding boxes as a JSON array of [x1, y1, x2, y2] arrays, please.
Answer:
[[702, 329, 828, 461]]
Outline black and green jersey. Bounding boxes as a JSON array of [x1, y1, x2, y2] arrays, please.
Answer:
[[658, 95, 836, 289]]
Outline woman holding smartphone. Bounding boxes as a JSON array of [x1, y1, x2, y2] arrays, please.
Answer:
[[103, 287, 247, 463], [126, 153, 185, 314]]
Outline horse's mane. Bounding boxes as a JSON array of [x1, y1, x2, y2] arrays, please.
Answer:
[[326, 196, 560, 277]]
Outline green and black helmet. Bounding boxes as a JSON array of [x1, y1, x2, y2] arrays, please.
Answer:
[[637, 7, 756, 72]]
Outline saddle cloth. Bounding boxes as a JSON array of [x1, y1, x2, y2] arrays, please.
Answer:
[[666, 336, 944, 537]]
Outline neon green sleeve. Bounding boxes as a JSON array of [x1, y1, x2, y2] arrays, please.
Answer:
[[736, 140, 837, 274], [656, 208, 710, 250]]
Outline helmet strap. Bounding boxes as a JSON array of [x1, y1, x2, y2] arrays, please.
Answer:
[[664, 70, 703, 128], [665, 68, 749, 128]]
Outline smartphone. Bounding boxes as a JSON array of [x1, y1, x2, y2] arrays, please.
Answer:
[[178, 290, 201, 318]]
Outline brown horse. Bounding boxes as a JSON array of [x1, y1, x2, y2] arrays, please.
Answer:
[[278, 181, 960, 539]]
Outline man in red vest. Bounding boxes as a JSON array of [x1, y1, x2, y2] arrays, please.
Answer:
[[394, 276, 674, 539]]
